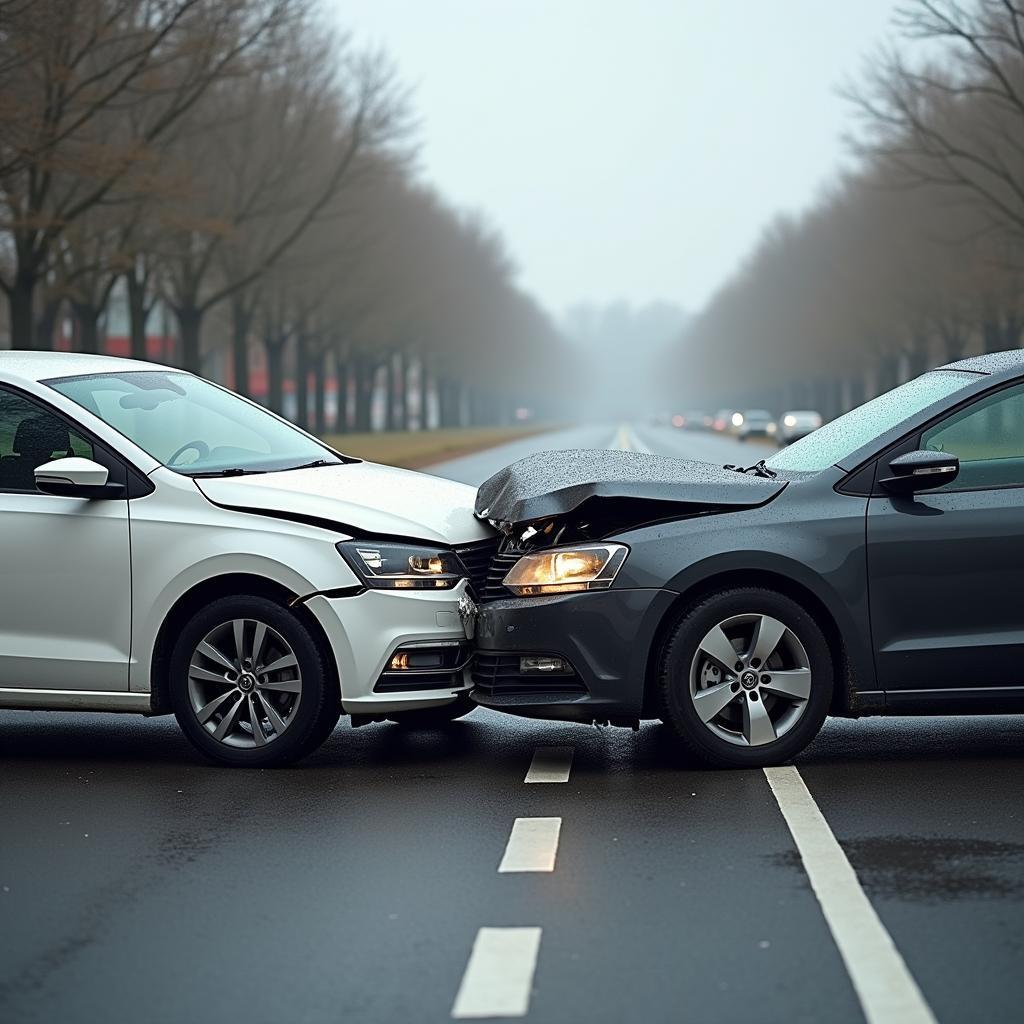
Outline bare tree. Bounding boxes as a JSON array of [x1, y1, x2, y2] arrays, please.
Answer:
[[0, 0, 299, 345]]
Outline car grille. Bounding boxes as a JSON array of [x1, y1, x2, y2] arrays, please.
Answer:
[[472, 653, 587, 697], [477, 534, 532, 601], [455, 538, 500, 598]]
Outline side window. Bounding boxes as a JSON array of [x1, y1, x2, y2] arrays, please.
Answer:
[[0, 387, 93, 493], [920, 382, 1024, 491]]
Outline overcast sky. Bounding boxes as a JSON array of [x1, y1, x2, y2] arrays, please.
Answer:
[[333, 1, 898, 316]]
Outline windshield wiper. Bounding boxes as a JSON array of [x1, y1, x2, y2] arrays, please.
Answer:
[[187, 467, 261, 478], [285, 459, 342, 471], [724, 460, 778, 479]]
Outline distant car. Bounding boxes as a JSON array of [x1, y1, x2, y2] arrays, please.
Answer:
[[779, 410, 823, 445], [737, 409, 777, 441], [712, 409, 737, 432], [0, 352, 493, 767], [671, 411, 708, 430], [471, 349, 1024, 768]]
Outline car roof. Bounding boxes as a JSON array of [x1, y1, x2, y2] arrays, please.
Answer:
[[937, 349, 1024, 374], [0, 350, 181, 384]]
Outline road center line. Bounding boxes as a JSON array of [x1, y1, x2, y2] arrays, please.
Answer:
[[608, 424, 630, 451], [627, 428, 652, 454], [525, 745, 574, 783], [451, 927, 542, 1019], [764, 766, 937, 1024], [498, 817, 562, 873]]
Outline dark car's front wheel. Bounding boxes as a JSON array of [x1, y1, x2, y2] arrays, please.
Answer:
[[170, 595, 340, 767], [658, 587, 833, 768]]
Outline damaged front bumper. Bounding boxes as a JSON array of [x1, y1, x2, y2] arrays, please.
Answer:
[[470, 587, 677, 722]]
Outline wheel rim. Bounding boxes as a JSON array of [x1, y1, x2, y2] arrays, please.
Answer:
[[688, 613, 812, 748], [187, 619, 302, 749]]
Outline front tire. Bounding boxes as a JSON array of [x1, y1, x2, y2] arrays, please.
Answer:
[[657, 587, 832, 768], [170, 595, 339, 767]]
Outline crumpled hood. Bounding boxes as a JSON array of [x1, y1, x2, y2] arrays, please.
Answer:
[[196, 461, 494, 546], [476, 449, 785, 527]]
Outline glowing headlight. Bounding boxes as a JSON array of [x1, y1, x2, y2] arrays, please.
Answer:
[[503, 544, 628, 596], [766, 422, 777, 433], [337, 541, 466, 589], [784, 415, 797, 427], [731, 412, 744, 427]]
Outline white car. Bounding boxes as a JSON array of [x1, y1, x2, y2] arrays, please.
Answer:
[[0, 352, 495, 766]]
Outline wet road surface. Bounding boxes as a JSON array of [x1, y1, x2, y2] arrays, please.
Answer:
[[1, 422, 1022, 1024]]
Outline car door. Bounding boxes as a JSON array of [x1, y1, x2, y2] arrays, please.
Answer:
[[867, 379, 1024, 700], [0, 385, 132, 690]]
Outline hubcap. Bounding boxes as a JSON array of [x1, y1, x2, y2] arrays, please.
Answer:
[[187, 619, 302, 749], [688, 613, 812, 747]]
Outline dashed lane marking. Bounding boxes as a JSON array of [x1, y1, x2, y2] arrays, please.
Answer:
[[451, 927, 543, 1019], [764, 766, 937, 1024], [498, 817, 562, 873], [524, 746, 574, 783]]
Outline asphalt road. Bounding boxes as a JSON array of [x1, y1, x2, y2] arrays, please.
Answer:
[[1, 423, 1022, 1024]]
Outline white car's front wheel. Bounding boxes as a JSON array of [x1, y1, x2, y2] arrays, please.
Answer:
[[170, 595, 339, 767]]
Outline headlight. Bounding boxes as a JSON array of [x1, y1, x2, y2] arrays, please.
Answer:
[[766, 422, 776, 433], [731, 412, 744, 427], [784, 415, 797, 427], [337, 541, 466, 589], [503, 543, 628, 596]]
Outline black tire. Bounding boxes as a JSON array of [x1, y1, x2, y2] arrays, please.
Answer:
[[169, 595, 340, 767], [657, 587, 833, 769], [388, 693, 476, 729]]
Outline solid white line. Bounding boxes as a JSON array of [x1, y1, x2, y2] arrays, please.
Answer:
[[524, 745, 574, 783], [451, 927, 542, 1019], [498, 817, 562, 873], [764, 767, 937, 1024]]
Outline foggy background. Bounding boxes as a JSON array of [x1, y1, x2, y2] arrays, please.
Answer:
[[3, 1, 1021, 432]]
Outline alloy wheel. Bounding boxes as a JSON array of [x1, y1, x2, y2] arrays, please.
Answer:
[[688, 613, 812, 747], [187, 618, 302, 749]]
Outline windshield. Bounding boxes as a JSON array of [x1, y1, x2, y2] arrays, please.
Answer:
[[45, 371, 342, 476], [766, 370, 979, 474]]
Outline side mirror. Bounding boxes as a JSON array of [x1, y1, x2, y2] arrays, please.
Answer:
[[881, 450, 960, 494], [34, 457, 124, 499]]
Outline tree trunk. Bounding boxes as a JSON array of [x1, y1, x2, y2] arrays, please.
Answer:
[[1002, 315, 1023, 350], [379, 352, 393, 432], [391, 352, 406, 431], [231, 298, 252, 395], [265, 338, 285, 415], [296, 335, 311, 431], [176, 306, 203, 373], [982, 319, 1002, 353], [313, 351, 328, 436], [353, 355, 374, 432], [35, 298, 61, 351], [73, 303, 101, 354], [126, 271, 150, 361], [335, 356, 349, 433], [8, 269, 36, 348], [419, 358, 431, 430]]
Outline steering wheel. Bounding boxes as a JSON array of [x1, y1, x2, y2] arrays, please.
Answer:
[[167, 439, 210, 467]]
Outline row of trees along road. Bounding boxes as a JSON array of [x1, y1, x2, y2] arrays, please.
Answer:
[[0, 0, 569, 432], [672, 0, 1024, 420]]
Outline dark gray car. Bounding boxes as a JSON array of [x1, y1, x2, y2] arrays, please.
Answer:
[[470, 350, 1024, 768]]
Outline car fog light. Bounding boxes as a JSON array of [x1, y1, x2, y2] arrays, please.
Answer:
[[520, 656, 571, 674]]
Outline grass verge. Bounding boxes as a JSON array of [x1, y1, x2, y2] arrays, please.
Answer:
[[321, 425, 549, 470]]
